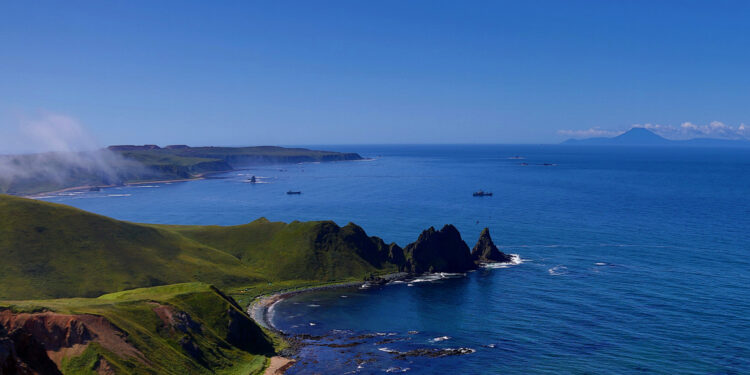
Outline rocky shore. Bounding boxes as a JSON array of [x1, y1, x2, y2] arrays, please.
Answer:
[[247, 226, 515, 374]]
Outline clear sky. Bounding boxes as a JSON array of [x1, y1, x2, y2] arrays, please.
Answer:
[[1, 1, 749, 150]]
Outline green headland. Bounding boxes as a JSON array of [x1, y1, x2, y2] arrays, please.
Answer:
[[0, 194, 509, 374]]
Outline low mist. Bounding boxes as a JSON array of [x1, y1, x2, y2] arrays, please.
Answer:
[[0, 114, 145, 195]]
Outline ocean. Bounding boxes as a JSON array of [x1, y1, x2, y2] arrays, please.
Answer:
[[41, 145, 750, 374]]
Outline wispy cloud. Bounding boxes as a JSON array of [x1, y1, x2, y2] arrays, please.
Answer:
[[1, 112, 102, 154], [557, 127, 624, 139], [559, 121, 749, 140]]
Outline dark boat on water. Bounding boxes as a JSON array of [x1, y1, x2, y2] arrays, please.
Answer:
[[473, 190, 492, 197], [248, 175, 257, 183], [287, 190, 302, 195]]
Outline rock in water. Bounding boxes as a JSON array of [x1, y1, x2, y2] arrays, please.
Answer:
[[403, 225, 476, 273], [471, 228, 512, 263]]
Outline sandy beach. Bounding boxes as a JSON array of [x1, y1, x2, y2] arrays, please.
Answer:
[[264, 356, 296, 375]]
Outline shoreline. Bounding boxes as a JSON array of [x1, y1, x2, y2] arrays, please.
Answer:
[[21, 157, 367, 199], [247, 273, 409, 374], [248, 260, 522, 373], [23, 175, 208, 199], [249, 273, 409, 332]]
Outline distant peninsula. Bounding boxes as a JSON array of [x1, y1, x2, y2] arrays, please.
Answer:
[[0, 145, 363, 196], [562, 127, 750, 147]]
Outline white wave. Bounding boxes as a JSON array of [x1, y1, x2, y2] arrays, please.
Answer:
[[389, 280, 405, 284], [407, 283, 414, 287], [135, 185, 159, 188], [548, 265, 568, 276], [430, 336, 451, 342], [106, 194, 131, 197], [385, 367, 410, 373], [309, 322, 316, 326], [378, 347, 398, 353], [481, 254, 524, 269], [409, 272, 465, 284], [595, 262, 608, 266], [407, 330, 419, 335], [340, 295, 348, 298], [307, 304, 320, 307]]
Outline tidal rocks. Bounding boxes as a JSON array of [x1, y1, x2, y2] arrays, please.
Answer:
[[471, 228, 512, 263], [403, 225, 477, 273], [363, 274, 388, 286]]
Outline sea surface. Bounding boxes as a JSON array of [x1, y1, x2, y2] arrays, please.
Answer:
[[42, 145, 750, 374]]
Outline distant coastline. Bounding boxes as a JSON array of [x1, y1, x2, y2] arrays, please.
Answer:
[[2, 145, 363, 196]]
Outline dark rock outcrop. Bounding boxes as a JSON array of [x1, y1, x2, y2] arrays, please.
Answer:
[[403, 225, 477, 273], [471, 228, 512, 263]]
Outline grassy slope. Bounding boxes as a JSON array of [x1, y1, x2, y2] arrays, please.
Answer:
[[164, 220, 396, 283], [0, 195, 394, 300], [1, 283, 274, 375], [0, 195, 264, 300]]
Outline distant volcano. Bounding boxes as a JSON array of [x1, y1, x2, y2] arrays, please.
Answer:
[[563, 127, 749, 147]]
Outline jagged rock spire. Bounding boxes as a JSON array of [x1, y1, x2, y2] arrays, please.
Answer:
[[471, 228, 511, 263]]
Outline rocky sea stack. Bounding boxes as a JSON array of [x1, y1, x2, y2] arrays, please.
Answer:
[[471, 228, 512, 263], [403, 225, 477, 273]]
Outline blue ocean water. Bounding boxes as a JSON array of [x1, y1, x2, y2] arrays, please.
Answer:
[[42, 145, 750, 374]]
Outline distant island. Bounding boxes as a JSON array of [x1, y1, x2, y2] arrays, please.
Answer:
[[0, 145, 363, 196], [562, 127, 750, 147], [0, 195, 515, 374]]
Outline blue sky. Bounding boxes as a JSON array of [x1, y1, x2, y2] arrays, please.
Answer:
[[1, 1, 749, 150]]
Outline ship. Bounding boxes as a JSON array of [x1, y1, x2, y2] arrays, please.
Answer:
[[473, 190, 493, 197], [286, 190, 302, 195]]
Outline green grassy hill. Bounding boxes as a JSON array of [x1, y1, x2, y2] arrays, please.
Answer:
[[1, 283, 275, 374], [0, 195, 397, 301], [0, 195, 264, 300]]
